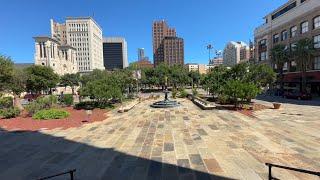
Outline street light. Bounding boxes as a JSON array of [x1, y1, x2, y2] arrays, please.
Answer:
[[207, 44, 213, 64]]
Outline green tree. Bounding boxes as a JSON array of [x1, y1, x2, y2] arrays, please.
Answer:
[[203, 66, 229, 96], [247, 64, 276, 88], [25, 65, 59, 94], [223, 80, 244, 108], [154, 63, 170, 88], [188, 71, 200, 88], [0, 55, 14, 91], [292, 38, 315, 93], [60, 73, 80, 94], [169, 64, 189, 88], [11, 68, 27, 110], [80, 75, 123, 105], [271, 44, 288, 92]]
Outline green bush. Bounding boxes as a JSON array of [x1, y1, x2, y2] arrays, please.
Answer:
[[25, 95, 58, 116], [217, 94, 229, 105], [74, 101, 96, 110], [242, 83, 260, 102], [192, 88, 198, 96], [0, 97, 13, 109], [0, 107, 20, 119], [179, 89, 188, 98], [172, 88, 177, 99], [33, 109, 70, 120], [62, 94, 74, 106]]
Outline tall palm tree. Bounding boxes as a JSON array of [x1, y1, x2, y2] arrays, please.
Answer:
[[271, 44, 288, 94], [292, 38, 315, 93]]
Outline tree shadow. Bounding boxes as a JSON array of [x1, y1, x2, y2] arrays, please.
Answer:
[[0, 128, 234, 180], [256, 95, 320, 106]]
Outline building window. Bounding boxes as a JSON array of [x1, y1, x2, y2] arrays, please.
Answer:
[[271, 2, 296, 20], [281, 30, 288, 41], [315, 56, 320, 70], [301, 21, 309, 34], [290, 26, 297, 38], [314, 16, 320, 29], [291, 43, 297, 51], [273, 34, 280, 43], [260, 52, 267, 61], [314, 35, 320, 48]]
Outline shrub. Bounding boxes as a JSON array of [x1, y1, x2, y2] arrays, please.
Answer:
[[74, 101, 96, 110], [179, 89, 188, 98], [25, 95, 58, 116], [0, 107, 20, 119], [33, 109, 70, 120], [62, 94, 74, 106], [192, 88, 198, 96], [0, 97, 13, 109], [172, 88, 177, 99], [217, 94, 229, 105], [242, 83, 260, 102]]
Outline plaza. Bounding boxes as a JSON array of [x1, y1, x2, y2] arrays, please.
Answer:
[[0, 97, 319, 180]]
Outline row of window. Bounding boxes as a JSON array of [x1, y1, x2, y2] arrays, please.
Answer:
[[281, 56, 320, 71], [273, 16, 320, 43]]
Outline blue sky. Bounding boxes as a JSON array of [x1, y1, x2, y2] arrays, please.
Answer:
[[0, 0, 288, 64]]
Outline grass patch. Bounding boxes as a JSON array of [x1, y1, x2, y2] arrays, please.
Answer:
[[33, 109, 70, 120]]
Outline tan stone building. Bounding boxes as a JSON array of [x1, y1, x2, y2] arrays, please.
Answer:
[[185, 63, 210, 74], [33, 36, 77, 75], [152, 20, 184, 66], [254, 0, 320, 95], [135, 59, 154, 69]]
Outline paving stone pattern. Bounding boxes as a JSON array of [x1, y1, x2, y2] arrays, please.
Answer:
[[0, 98, 319, 180]]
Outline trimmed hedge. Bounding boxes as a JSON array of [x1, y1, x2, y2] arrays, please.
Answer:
[[33, 109, 70, 120]]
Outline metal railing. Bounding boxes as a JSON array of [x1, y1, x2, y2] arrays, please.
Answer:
[[37, 169, 76, 180], [265, 163, 320, 180]]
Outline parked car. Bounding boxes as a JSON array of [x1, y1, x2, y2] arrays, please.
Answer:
[[284, 90, 312, 100]]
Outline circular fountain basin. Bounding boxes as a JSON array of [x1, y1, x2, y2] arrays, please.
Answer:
[[150, 99, 180, 108]]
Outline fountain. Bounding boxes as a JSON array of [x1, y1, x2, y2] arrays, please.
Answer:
[[151, 76, 180, 108]]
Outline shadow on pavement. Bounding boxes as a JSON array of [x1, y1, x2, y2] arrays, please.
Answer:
[[0, 128, 235, 180], [256, 95, 320, 106]]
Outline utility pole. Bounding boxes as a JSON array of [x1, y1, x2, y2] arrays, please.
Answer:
[[207, 44, 213, 64]]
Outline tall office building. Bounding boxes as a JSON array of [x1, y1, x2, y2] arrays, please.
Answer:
[[223, 41, 250, 67], [50, 17, 104, 73], [152, 20, 184, 66], [103, 37, 128, 70], [138, 48, 145, 61], [163, 37, 184, 66], [254, 0, 320, 95]]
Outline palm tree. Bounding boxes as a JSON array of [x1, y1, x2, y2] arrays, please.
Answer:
[[271, 44, 288, 94], [292, 38, 315, 93]]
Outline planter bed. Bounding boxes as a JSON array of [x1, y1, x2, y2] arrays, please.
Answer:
[[0, 107, 108, 131], [192, 96, 215, 110]]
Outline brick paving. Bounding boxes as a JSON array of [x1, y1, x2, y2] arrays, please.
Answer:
[[0, 98, 319, 180]]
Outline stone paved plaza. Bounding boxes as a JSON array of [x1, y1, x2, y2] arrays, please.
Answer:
[[0, 98, 319, 180]]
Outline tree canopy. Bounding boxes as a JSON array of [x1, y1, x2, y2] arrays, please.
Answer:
[[25, 65, 59, 94]]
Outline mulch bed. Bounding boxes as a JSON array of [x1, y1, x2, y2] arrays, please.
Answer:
[[0, 107, 108, 131], [216, 103, 271, 118]]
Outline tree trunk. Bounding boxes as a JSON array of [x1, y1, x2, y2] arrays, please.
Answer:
[[301, 57, 308, 93], [279, 68, 284, 96], [13, 94, 24, 111]]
